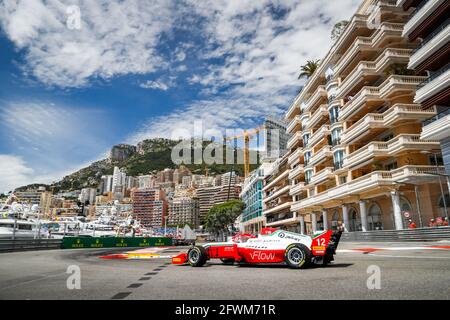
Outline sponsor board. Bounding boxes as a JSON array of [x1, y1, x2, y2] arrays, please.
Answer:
[[62, 237, 172, 249]]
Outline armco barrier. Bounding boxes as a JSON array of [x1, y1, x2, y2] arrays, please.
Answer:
[[341, 226, 450, 242], [61, 236, 172, 249], [0, 239, 63, 253]]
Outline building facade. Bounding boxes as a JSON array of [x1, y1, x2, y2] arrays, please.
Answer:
[[400, 0, 450, 176], [283, 0, 447, 234], [131, 188, 167, 228], [240, 162, 272, 233], [167, 197, 200, 227], [262, 154, 296, 231]]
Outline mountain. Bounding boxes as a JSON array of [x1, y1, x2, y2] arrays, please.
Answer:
[[15, 138, 260, 193]]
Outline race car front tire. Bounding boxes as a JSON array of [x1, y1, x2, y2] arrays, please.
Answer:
[[284, 243, 312, 269], [187, 246, 208, 267], [220, 258, 235, 265]]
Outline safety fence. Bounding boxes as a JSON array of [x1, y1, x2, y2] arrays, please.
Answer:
[[0, 238, 63, 253], [341, 226, 450, 241]]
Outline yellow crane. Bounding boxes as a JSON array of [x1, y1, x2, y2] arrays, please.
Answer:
[[223, 125, 265, 178]]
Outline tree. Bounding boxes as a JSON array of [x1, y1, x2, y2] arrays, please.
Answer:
[[298, 60, 320, 79], [331, 20, 349, 42], [205, 200, 245, 240]]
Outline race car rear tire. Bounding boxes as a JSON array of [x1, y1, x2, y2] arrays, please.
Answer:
[[284, 243, 312, 269], [220, 258, 235, 265], [187, 246, 207, 267]]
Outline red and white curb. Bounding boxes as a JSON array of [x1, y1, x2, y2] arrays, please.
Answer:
[[337, 245, 450, 254]]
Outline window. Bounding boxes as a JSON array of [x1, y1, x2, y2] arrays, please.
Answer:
[[301, 118, 309, 131], [303, 133, 310, 147], [331, 127, 342, 146], [304, 151, 312, 166], [305, 170, 313, 184], [333, 150, 345, 170], [329, 106, 339, 124]]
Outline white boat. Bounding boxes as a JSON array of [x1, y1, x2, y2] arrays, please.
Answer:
[[0, 219, 39, 239]]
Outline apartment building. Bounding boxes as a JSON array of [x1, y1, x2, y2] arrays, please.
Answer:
[[240, 163, 272, 233], [399, 0, 450, 175], [131, 188, 167, 228], [284, 0, 447, 234], [262, 154, 297, 231], [167, 197, 200, 227], [196, 184, 241, 224]]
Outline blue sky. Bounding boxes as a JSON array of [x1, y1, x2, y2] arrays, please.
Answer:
[[0, 0, 360, 192]]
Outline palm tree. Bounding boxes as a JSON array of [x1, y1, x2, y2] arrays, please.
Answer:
[[298, 59, 320, 79]]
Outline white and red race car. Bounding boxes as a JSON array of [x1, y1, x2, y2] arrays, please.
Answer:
[[172, 227, 342, 269]]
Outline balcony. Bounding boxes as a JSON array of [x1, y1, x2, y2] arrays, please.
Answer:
[[266, 212, 298, 227], [289, 182, 305, 196], [309, 167, 335, 186], [291, 165, 445, 211], [286, 115, 301, 134], [306, 105, 328, 130], [408, 19, 450, 70], [334, 22, 406, 76], [414, 63, 450, 104], [343, 134, 440, 169], [263, 169, 289, 192], [287, 131, 302, 150], [288, 147, 303, 166], [289, 163, 304, 180], [339, 87, 382, 120], [326, 79, 339, 93], [263, 201, 292, 216], [342, 114, 384, 144], [342, 104, 435, 144], [308, 125, 330, 148], [286, 94, 301, 119], [379, 75, 427, 97], [338, 48, 412, 98], [263, 185, 290, 204], [403, 0, 446, 38], [303, 86, 327, 113], [421, 109, 450, 141], [308, 145, 332, 167]]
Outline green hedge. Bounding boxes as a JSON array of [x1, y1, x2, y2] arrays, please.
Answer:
[[62, 237, 172, 249]]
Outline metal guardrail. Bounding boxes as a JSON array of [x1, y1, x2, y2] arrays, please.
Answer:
[[0, 239, 63, 253], [341, 227, 450, 241]]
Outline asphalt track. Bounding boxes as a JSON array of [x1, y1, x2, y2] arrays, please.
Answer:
[[0, 241, 449, 300]]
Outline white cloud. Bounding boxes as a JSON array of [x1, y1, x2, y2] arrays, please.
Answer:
[[139, 80, 170, 91], [0, 155, 35, 193], [175, 49, 187, 62], [130, 0, 361, 141], [0, 101, 111, 190], [0, 0, 175, 88]]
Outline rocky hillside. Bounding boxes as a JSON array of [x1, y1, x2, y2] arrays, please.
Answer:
[[16, 138, 259, 192]]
